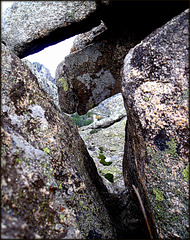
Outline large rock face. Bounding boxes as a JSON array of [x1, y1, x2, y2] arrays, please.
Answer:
[[56, 32, 139, 115], [1, 43, 116, 239], [2, 1, 187, 61], [121, 9, 189, 239], [1, 1, 102, 58]]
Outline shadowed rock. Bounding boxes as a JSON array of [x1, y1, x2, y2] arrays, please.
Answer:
[[1, 43, 116, 239], [70, 20, 107, 53], [121, 9, 189, 239]]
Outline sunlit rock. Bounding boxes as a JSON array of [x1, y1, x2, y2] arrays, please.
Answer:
[[1, 1, 101, 58]]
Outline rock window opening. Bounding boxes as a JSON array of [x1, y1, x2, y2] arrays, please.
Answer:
[[20, 36, 77, 108], [19, 32, 127, 196], [23, 36, 77, 79]]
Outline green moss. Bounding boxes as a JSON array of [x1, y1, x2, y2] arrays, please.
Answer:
[[16, 157, 23, 164], [90, 129, 99, 134], [98, 154, 112, 166], [183, 164, 189, 182], [58, 77, 69, 91], [144, 96, 149, 102], [147, 146, 155, 156], [44, 147, 50, 155], [166, 137, 178, 158], [97, 147, 112, 166], [99, 147, 104, 153], [153, 188, 164, 201], [104, 173, 114, 183], [89, 103, 94, 108]]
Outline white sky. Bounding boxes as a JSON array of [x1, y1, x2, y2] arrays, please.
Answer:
[[1, 1, 76, 78]]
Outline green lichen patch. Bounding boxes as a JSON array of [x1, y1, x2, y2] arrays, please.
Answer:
[[146, 146, 155, 156], [183, 164, 189, 182], [145, 142, 189, 238], [153, 188, 164, 201], [144, 96, 149, 102], [44, 147, 50, 154], [89, 103, 94, 108], [181, 89, 189, 101], [16, 157, 23, 164], [58, 77, 69, 91], [165, 137, 178, 158]]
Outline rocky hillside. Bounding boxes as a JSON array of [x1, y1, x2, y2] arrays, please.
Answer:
[[80, 116, 126, 195]]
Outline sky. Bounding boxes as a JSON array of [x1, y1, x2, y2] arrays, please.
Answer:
[[1, 1, 76, 78]]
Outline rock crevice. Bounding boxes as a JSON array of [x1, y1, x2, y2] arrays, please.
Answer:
[[1, 1, 189, 239]]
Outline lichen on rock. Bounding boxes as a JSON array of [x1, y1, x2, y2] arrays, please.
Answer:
[[1, 43, 115, 239], [122, 9, 189, 239]]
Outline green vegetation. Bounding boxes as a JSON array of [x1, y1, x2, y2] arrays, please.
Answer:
[[153, 188, 164, 201], [99, 147, 103, 153], [183, 164, 189, 182], [144, 96, 149, 102], [58, 77, 69, 91], [98, 154, 112, 166], [44, 147, 50, 154], [104, 173, 114, 183], [98, 147, 112, 166], [71, 111, 94, 127], [166, 137, 178, 158]]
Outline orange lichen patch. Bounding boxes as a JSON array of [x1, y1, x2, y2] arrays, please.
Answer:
[[134, 81, 188, 131]]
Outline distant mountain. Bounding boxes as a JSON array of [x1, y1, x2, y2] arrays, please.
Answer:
[[23, 59, 59, 107], [32, 62, 56, 84]]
